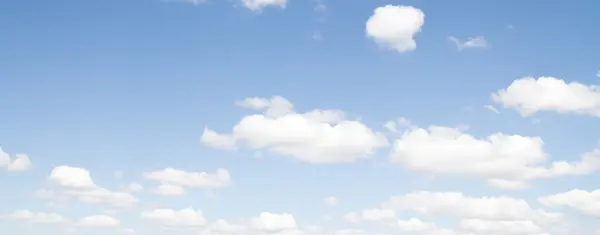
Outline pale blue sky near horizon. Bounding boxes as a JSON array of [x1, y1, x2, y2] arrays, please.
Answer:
[[2, 0, 600, 234]]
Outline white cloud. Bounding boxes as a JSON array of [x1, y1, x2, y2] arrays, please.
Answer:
[[77, 215, 120, 227], [152, 184, 187, 196], [143, 168, 231, 192], [45, 166, 138, 208], [0, 148, 32, 172], [492, 76, 600, 117], [250, 212, 298, 233], [390, 125, 600, 189], [484, 105, 500, 114], [448, 36, 487, 50], [539, 189, 600, 217], [6, 210, 65, 223], [397, 218, 436, 232], [366, 5, 425, 53], [202, 96, 388, 164], [128, 182, 143, 192], [141, 208, 207, 228], [384, 191, 561, 224], [324, 196, 338, 206], [240, 0, 286, 12]]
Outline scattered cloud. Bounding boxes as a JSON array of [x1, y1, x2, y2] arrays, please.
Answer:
[[448, 36, 487, 50], [484, 105, 500, 114], [240, 0, 287, 12], [202, 96, 389, 164], [366, 5, 425, 53], [0, 148, 32, 172], [492, 76, 600, 117]]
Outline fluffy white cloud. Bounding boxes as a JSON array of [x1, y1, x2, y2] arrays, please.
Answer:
[[6, 210, 65, 223], [390, 125, 600, 189], [448, 36, 487, 50], [366, 5, 425, 53], [324, 196, 338, 207], [539, 189, 600, 217], [141, 208, 207, 228], [384, 191, 561, 224], [45, 166, 137, 208], [492, 76, 600, 117], [250, 212, 298, 233], [202, 96, 388, 164], [0, 148, 32, 172], [240, 0, 286, 12], [77, 215, 120, 227], [143, 168, 230, 194]]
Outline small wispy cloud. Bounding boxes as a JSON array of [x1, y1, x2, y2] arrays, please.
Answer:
[[596, 71, 600, 78], [484, 105, 500, 114], [448, 36, 487, 50]]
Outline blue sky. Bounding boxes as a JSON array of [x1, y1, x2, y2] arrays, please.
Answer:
[[2, 0, 600, 234]]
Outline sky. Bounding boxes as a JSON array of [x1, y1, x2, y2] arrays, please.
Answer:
[[1, 0, 600, 234]]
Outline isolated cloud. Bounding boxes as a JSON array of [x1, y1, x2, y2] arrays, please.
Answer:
[[240, 0, 286, 12], [143, 168, 231, 195], [202, 96, 388, 164], [45, 166, 138, 208], [448, 36, 487, 50], [366, 5, 425, 53], [492, 76, 600, 117], [0, 148, 32, 172]]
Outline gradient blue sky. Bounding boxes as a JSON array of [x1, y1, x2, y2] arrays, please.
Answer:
[[2, 0, 600, 235]]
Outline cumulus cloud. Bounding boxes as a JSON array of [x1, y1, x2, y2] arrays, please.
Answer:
[[240, 0, 286, 12], [389, 125, 600, 189], [44, 166, 138, 208], [0, 148, 32, 172], [492, 76, 600, 117], [366, 5, 425, 53], [143, 168, 230, 196], [539, 189, 600, 217], [202, 96, 388, 164]]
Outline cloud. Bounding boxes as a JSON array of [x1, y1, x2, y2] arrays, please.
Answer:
[[240, 0, 286, 12], [448, 36, 487, 50], [141, 208, 207, 228], [0, 148, 32, 172], [202, 96, 388, 164], [44, 166, 138, 208], [77, 215, 120, 227], [492, 76, 600, 117], [250, 212, 298, 233], [142, 168, 231, 195], [484, 105, 500, 114], [324, 196, 338, 206], [539, 189, 600, 217], [366, 5, 425, 53], [389, 125, 600, 189], [6, 210, 65, 223]]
